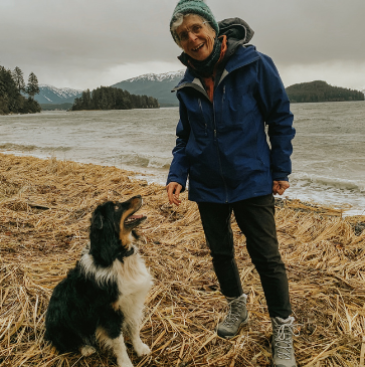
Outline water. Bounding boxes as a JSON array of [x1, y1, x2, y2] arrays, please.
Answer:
[[1, 101, 365, 215], [288, 102, 365, 215]]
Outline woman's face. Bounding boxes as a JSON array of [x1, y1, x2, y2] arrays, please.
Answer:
[[176, 14, 216, 61]]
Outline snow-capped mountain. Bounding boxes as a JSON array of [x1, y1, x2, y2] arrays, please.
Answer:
[[35, 85, 83, 104], [112, 70, 185, 107], [125, 70, 185, 83]]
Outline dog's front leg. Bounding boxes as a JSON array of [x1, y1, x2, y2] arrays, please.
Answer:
[[125, 320, 151, 357], [131, 331, 151, 357], [111, 334, 134, 367]]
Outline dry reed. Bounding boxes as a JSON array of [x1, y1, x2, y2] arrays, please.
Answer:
[[1, 153, 365, 366]]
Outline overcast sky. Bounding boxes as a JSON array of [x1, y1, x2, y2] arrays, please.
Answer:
[[1, 0, 364, 91]]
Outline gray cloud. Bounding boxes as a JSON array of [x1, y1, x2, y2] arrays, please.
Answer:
[[1, 0, 364, 89]]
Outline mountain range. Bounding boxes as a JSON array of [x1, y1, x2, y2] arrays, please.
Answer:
[[36, 73, 365, 108], [111, 70, 185, 107], [36, 71, 185, 107], [35, 85, 83, 105]]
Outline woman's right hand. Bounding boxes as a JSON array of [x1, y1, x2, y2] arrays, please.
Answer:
[[166, 182, 183, 206]]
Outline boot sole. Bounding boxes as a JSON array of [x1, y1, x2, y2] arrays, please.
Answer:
[[217, 314, 249, 339]]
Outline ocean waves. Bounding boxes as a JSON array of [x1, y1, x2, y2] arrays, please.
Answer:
[[0, 143, 73, 153], [291, 172, 365, 193], [285, 173, 365, 213], [1, 103, 365, 212], [113, 153, 171, 170]]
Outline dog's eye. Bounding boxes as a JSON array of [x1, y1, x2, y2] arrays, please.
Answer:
[[114, 205, 119, 210]]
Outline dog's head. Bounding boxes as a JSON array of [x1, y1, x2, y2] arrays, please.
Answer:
[[89, 195, 147, 267]]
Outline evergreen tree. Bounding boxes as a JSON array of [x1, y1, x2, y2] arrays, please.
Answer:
[[26, 72, 40, 99], [0, 65, 41, 115], [0, 66, 19, 113], [286, 81, 365, 103], [72, 86, 159, 111], [12, 66, 25, 93]]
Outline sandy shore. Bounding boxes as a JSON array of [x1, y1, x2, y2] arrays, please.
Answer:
[[1, 153, 365, 366]]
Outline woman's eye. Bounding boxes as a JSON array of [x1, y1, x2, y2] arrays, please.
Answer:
[[192, 25, 201, 33], [180, 32, 188, 40]]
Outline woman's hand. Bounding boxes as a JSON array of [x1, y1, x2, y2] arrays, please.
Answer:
[[166, 182, 183, 206], [272, 180, 290, 195]]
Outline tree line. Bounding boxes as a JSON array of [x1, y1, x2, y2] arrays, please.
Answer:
[[72, 86, 159, 111], [0, 66, 41, 115], [286, 81, 365, 103]]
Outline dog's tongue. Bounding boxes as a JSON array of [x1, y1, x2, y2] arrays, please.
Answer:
[[128, 214, 144, 220]]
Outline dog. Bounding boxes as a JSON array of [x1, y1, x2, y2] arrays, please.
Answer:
[[45, 195, 153, 367]]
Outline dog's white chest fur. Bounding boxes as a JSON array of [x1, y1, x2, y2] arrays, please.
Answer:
[[80, 250, 152, 292], [114, 253, 153, 315]]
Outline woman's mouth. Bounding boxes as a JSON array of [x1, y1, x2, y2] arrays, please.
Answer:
[[192, 43, 204, 52]]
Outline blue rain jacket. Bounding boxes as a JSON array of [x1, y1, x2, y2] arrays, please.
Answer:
[[167, 42, 295, 204]]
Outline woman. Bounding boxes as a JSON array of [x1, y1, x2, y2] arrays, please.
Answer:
[[166, 1, 297, 366]]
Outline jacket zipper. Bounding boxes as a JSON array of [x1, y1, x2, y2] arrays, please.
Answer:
[[198, 98, 208, 136], [212, 97, 229, 203]]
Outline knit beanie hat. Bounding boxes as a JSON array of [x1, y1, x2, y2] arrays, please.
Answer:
[[170, 0, 219, 44]]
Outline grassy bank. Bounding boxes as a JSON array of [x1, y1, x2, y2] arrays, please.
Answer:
[[1, 153, 365, 366]]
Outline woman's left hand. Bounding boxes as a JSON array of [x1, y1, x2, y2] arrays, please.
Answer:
[[272, 181, 290, 195], [166, 182, 183, 206]]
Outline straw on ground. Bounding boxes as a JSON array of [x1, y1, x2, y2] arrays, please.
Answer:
[[1, 153, 365, 366]]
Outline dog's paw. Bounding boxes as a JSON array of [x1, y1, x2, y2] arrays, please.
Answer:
[[135, 342, 151, 357], [80, 345, 96, 357]]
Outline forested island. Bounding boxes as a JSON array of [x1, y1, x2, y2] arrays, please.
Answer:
[[0, 66, 41, 115], [72, 86, 159, 110], [286, 81, 364, 103]]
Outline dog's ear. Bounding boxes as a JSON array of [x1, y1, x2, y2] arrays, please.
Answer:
[[91, 210, 104, 230], [89, 202, 119, 267]]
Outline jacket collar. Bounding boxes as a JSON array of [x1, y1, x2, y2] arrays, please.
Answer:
[[173, 44, 260, 96], [218, 44, 260, 85]]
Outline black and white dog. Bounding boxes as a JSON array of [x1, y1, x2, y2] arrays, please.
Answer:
[[45, 195, 153, 367]]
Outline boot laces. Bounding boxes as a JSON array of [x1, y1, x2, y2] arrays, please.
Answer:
[[273, 318, 300, 360], [222, 297, 245, 327]]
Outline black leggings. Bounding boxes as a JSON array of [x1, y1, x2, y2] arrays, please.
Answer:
[[198, 194, 292, 319]]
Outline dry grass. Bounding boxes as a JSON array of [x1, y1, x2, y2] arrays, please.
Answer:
[[1, 153, 365, 367]]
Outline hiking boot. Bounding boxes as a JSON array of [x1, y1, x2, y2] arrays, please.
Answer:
[[271, 316, 298, 367], [217, 294, 249, 339]]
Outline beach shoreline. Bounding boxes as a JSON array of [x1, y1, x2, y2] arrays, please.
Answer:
[[1, 153, 365, 366], [2, 147, 363, 217]]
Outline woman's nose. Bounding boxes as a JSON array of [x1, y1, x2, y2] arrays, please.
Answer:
[[188, 31, 198, 42]]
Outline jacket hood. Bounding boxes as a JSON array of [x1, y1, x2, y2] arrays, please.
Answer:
[[218, 18, 254, 44], [218, 18, 254, 61]]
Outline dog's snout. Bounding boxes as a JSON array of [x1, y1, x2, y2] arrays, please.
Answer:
[[129, 195, 143, 209]]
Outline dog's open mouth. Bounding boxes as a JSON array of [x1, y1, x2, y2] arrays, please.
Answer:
[[118, 195, 147, 230], [124, 213, 147, 229]]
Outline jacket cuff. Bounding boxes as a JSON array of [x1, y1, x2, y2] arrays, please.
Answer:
[[272, 173, 289, 182], [166, 177, 187, 193]]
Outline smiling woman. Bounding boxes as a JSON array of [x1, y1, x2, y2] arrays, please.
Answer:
[[166, 1, 297, 366]]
